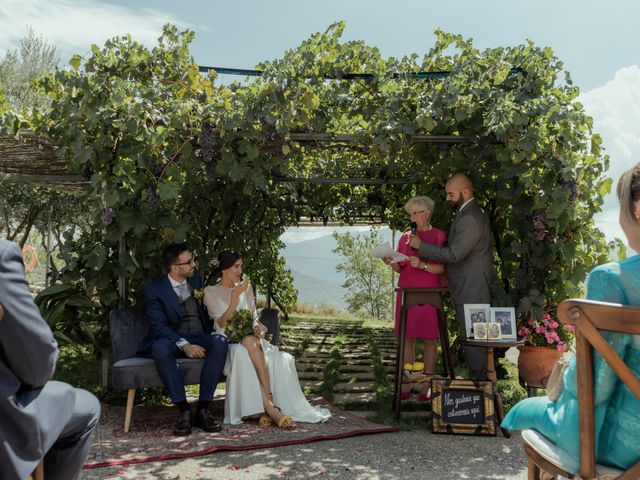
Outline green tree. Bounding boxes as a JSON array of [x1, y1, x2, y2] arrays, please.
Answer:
[[0, 26, 60, 113], [333, 230, 393, 319], [0, 28, 85, 270]]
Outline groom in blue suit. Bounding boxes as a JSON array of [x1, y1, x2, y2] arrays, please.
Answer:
[[137, 242, 228, 436]]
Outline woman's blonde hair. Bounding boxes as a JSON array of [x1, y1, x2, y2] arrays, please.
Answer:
[[404, 196, 435, 215], [617, 164, 640, 225]]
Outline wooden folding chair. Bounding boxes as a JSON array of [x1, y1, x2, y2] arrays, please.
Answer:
[[522, 299, 640, 480]]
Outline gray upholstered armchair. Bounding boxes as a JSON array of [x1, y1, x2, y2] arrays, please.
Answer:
[[109, 307, 280, 432]]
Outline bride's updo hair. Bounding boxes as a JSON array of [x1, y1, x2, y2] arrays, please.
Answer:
[[617, 163, 640, 225], [214, 250, 242, 279]]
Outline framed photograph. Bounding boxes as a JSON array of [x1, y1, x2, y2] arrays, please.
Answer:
[[487, 322, 502, 340], [463, 304, 491, 338], [474, 322, 488, 340], [490, 307, 517, 339], [431, 378, 496, 436]]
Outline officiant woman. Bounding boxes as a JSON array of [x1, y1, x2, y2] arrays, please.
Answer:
[[383, 196, 447, 400]]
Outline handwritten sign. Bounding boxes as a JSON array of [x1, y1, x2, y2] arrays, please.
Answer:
[[441, 389, 484, 424], [431, 379, 496, 435]]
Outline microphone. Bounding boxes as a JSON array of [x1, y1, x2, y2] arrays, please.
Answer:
[[410, 222, 418, 250]]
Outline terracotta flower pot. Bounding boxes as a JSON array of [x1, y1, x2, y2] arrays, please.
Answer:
[[517, 345, 563, 387]]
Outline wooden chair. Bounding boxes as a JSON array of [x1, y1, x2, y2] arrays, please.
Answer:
[[522, 299, 640, 480]]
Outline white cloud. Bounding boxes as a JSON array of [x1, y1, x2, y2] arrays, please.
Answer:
[[580, 65, 640, 247], [0, 0, 188, 61]]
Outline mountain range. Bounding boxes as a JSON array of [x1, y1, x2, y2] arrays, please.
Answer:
[[280, 228, 397, 309]]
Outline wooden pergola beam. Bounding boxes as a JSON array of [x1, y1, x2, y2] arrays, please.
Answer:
[[289, 132, 471, 144], [0, 131, 87, 191], [0, 130, 473, 191], [275, 177, 414, 185]]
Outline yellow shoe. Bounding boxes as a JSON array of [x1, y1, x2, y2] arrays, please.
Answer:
[[277, 415, 295, 429], [403, 363, 414, 371], [258, 414, 274, 427], [413, 362, 425, 371]]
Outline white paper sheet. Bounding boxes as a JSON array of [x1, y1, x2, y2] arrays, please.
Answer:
[[369, 242, 410, 263]]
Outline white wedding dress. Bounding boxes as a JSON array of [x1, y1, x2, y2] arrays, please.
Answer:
[[203, 284, 331, 425]]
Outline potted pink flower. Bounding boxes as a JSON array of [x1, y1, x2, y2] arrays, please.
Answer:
[[517, 311, 575, 387]]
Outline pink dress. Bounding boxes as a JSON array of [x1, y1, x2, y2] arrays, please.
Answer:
[[394, 228, 447, 339]]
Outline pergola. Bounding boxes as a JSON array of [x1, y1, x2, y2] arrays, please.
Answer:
[[0, 131, 476, 225]]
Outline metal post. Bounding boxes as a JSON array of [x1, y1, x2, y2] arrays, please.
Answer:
[[391, 229, 396, 322], [44, 205, 52, 287], [118, 234, 127, 308]]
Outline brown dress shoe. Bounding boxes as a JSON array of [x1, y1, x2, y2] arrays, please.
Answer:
[[193, 408, 222, 432], [173, 409, 192, 436]]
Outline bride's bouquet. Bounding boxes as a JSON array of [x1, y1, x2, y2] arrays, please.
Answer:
[[226, 309, 255, 343]]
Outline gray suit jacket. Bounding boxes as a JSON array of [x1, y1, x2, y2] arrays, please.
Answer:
[[418, 199, 497, 305], [0, 240, 74, 479]]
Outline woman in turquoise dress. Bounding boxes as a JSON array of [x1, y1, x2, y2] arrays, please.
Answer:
[[501, 164, 640, 472]]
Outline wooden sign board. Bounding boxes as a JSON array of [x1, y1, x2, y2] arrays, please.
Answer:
[[431, 379, 496, 436]]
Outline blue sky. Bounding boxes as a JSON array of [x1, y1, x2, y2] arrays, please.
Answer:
[[1, 0, 638, 245]]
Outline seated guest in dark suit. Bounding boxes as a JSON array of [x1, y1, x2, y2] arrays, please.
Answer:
[[0, 240, 100, 480], [137, 242, 229, 436]]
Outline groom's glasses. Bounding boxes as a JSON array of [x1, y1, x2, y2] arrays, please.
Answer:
[[174, 256, 198, 266]]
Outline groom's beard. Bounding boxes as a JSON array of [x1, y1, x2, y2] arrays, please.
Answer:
[[448, 193, 465, 211]]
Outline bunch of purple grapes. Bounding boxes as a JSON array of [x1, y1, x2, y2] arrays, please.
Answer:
[[147, 186, 160, 210], [100, 207, 116, 225], [199, 122, 218, 165], [559, 177, 578, 200], [526, 257, 545, 282], [532, 210, 548, 241], [150, 160, 163, 177]]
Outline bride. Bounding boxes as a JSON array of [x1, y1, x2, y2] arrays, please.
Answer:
[[203, 250, 331, 427]]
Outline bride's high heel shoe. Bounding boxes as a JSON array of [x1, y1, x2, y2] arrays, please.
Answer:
[[258, 414, 274, 427], [264, 399, 295, 430]]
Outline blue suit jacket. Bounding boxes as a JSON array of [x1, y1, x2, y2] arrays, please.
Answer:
[[137, 273, 213, 355]]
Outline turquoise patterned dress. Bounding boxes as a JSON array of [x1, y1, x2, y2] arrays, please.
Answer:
[[501, 255, 640, 472]]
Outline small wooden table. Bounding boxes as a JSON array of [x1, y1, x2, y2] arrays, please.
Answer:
[[458, 338, 524, 437], [393, 287, 454, 419]]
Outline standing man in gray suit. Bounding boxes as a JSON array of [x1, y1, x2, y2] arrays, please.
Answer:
[[409, 173, 497, 379], [0, 240, 101, 480]]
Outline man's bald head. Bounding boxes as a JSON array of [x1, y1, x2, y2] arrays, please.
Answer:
[[445, 173, 475, 208], [446, 173, 473, 191]]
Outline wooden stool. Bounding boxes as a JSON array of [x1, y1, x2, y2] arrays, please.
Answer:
[[393, 287, 454, 419]]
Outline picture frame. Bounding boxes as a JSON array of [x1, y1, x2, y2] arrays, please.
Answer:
[[463, 304, 491, 338], [490, 307, 517, 339], [473, 322, 488, 340], [487, 322, 502, 340], [431, 378, 496, 436]]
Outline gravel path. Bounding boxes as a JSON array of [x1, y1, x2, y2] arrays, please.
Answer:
[[83, 429, 528, 479]]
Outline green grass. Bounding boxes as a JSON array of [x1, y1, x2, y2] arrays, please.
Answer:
[[318, 328, 348, 400]]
